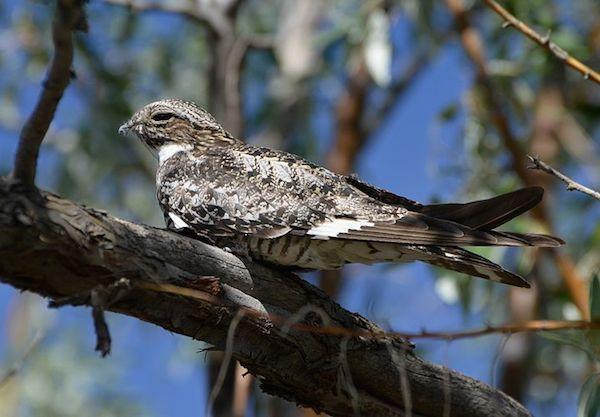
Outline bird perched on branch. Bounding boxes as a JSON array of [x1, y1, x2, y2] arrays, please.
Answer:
[[119, 99, 564, 288]]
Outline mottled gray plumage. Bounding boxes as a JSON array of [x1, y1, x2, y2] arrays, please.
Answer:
[[119, 99, 564, 288]]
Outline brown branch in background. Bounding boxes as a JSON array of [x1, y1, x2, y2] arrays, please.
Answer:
[[11, 0, 87, 186], [444, 0, 590, 320], [482, 0, 600, 85], [528, 155, 600, 201], [326, 60, 370, 175], [103, 0, 229, 35]]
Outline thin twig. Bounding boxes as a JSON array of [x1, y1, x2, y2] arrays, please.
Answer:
[[337, 336, 359, 416], [528, 155, 600, 201], [0, 331, 45, 391], [12, 0, 87, 186], [206, 309, 245, 416], [482, 0, 600, 85], [134, 281, 600, 341], [385, 341, 413, 417]]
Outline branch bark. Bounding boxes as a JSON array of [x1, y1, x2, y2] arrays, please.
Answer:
[[0, 177, 531, 417], [12, 0, 87, 186]]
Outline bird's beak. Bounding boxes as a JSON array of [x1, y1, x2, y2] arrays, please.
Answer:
[[118, 120, 133, 136]]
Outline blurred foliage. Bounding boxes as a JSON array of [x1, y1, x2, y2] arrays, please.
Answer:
[[0, 0, 599, 416]]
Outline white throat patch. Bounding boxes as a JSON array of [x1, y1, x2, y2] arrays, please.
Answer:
[[158, 143, 192, 164]]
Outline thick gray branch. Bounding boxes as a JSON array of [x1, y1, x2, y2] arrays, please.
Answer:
[[0, 177, 530, 417]]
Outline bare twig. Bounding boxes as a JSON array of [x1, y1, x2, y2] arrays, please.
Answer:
[[206, 310, 246, 416], [12, 0, 87, 186], [482, 0, 600, 85], [385, 341, 413, 417], [135, 280, 600, 341], [528, 155, 600, 201]]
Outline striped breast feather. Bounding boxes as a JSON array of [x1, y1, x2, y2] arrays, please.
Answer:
[[305, 213, 562, 247]]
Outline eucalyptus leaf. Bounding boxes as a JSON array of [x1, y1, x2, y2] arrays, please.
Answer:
[[578, 373, 600, 417]]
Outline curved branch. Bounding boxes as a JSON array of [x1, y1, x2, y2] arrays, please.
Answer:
[[12, 0, 87, 186], [0, 177, 531, 417], [482, 0, 600, 85]]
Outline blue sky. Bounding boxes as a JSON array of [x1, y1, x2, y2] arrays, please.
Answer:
[[0, 2, 579, 416]]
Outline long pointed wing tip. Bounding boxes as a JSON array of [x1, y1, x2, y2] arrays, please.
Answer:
[[510, 278, 531, 288], [497, 273, 531, 288], [536, 235, 566, 247], [521, 185, 544, 198]]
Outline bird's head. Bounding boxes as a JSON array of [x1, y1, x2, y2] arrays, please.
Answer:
[[118, 99, 236, 157]]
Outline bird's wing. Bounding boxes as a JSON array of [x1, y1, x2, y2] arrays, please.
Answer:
[[158, 146, 562, 247], [414, 245, 531, 287], [304, 211, 563, 247], [157, 146, 340, 238], [340, 177, 562, 246], [419, 187, 544, 230], [345, 176, 545, 230], [344, 175, 424, 210]]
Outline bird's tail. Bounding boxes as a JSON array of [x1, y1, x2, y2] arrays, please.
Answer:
[[413, 245, 531, 288]]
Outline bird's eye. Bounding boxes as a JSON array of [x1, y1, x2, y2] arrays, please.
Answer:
[[151, 112, 174, 122]]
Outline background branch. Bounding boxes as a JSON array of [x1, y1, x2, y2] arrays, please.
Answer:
[[482, 0, 600, 85], [528, 155, 600, 201], [11, 0, 87, 186]]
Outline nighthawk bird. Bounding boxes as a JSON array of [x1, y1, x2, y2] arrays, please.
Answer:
[[119, 99, 564, 288]]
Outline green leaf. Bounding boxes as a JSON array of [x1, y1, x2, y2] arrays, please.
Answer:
[[578, 373, 600, 417], [539, 331, 596, 360], [590, 274, 600, 322]]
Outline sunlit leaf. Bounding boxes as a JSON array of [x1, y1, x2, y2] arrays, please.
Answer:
[[363, 8, 391, 87]]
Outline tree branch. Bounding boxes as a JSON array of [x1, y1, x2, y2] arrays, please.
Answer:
[[11, 0, 87, 186], [445, 0, 590, 319], [0, 177, 532, 417], [482, 0, 600, 85], [103, 0, 230, 36], [528, 155, 600, 201]]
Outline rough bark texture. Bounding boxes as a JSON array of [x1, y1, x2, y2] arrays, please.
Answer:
[[0, 177, 531, 417]]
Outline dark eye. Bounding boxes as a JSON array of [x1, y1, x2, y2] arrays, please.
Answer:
[[151, 112, 174, 122]]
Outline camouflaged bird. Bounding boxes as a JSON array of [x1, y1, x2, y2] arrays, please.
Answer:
[[119, 99, 564, 288]]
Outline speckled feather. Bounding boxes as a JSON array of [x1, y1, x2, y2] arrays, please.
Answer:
[[120, 99, 565, 288]]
